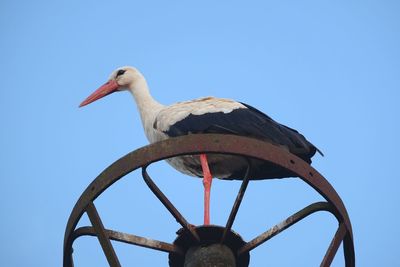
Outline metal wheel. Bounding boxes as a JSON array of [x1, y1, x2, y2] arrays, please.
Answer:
[[64, 134, 355, 266]]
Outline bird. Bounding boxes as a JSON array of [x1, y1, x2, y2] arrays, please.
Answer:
[[79, 66, 322, 225]]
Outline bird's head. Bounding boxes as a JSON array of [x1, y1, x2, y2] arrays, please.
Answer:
[[79, 66, 143, 107]]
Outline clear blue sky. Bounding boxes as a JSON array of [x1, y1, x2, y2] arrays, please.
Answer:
[[1, 1, 399, 266]]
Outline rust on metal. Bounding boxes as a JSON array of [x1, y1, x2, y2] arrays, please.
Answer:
[[237, 202, 334, 256], [321, 223, 348, 267], [63, 134, 355, 266], [169, 225, 250, 267], [142, 166, 200, 242], [221, 160, 251, 244], [85, 202, 121, 267], [72, 226, 183, 255]]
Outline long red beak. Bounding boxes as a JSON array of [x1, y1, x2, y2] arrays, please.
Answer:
[[79, 80, 119, 107]]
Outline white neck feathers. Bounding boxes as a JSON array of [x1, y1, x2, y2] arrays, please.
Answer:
[[128, 78, 164, 141]]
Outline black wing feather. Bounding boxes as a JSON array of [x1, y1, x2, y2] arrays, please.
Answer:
[[163, 103, 319, 163]]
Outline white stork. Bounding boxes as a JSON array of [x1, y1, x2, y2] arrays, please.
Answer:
[[80, 66, 322, 225]]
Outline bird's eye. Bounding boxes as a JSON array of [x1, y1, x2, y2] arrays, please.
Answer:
[[116, 69, 126, 77]]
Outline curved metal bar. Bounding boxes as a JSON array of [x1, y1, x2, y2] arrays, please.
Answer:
[[237, 202, 334, 255], [64, 134, 355, 266], [72, 227, 183, 255]]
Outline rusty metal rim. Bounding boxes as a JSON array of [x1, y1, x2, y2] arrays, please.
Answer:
[[64, 134, 355, 266]]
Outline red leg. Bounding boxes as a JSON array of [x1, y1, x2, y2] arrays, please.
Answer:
[[200, 154, 212, 225]]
